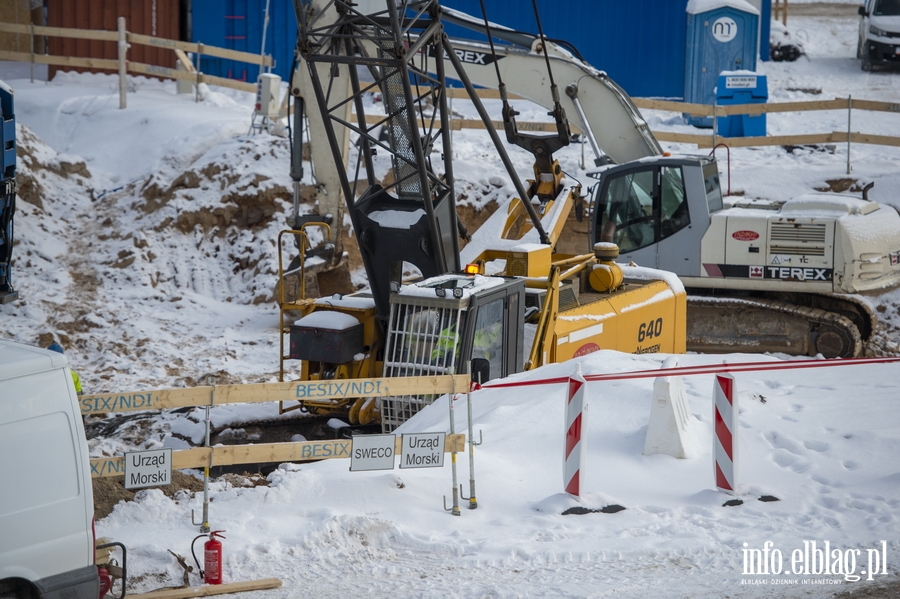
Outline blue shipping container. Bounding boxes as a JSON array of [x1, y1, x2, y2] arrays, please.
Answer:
[[192, 0, 298, 83], [442, 0, 689, 98], [191, 1, 770, 98]]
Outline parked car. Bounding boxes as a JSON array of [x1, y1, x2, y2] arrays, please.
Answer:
[[858, 0, 900, 70]]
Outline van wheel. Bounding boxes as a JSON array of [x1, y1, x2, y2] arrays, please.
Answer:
[[856, 39, 863, 59], [0, 581, 33, 599]]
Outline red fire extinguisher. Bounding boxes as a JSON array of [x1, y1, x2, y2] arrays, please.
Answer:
[[98, 566, 112, 598], [203, 531, 226, 585]]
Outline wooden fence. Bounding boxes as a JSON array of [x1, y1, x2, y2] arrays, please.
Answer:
[[632, 96, 900, 149], [0, 19, 272, 101], [84, 374, 471, 478], [419, 87, 900, 158]]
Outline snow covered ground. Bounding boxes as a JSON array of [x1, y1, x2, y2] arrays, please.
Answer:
[[1, 5, 899, 598]]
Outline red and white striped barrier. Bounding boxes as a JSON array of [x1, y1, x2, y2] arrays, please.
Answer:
[[713, 374, 737, 494], [564, 365, 588, 497], [480, 356, 900, 390]]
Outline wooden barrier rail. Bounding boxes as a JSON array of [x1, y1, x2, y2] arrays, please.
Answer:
[[83, 373, 471, 477], [0, 21, 271, 95], [79, 374, 472, 415], [632, 96, 900, 117], [90, 434, 466, 478]]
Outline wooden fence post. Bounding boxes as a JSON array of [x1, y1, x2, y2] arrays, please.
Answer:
[[847, 95, 852, 175], [29, 22, 34, 83], [195, 42, 204, 102], [117, 17, 127, 109]]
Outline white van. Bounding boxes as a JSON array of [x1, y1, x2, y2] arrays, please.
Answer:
[[0, 339, 99, 599], [858, 0, 900, 70]]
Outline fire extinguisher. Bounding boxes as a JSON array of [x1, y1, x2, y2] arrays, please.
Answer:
[[191, 531, 226, 585], [98, 566, 112, 598]]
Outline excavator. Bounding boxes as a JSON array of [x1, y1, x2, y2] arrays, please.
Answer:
[[284, 3, 900, 361], [280, 0, 686, 431], [280, 0, 900, 433], [397, 7, 900, 359]]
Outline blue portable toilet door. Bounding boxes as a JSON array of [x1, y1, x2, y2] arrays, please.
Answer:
[[703, 11, 759, 84], [684, 0, 760, 127]]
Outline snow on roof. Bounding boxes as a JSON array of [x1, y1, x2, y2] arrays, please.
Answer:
[[314, 294, 377, 311], [719, 70, 760, 77], [398, 274, 507, 300], [839, 203, 900, 246], [780, 193, 873, 216], [293, 310, 361, 330], [0, 339, 67, 381]]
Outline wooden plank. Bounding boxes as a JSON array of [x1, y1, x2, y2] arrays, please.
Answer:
[[359, 113, 562, 133], [126, 578, 282, 599], [128, 61, 197, 83], [650, 131, 714, 145], [849, 131, 900, 147], [850, 99, 900, 114], [79, 374, 471, 414], [0, 22, 30, 35], [174, 48, 196, 73], [90, 434, 467, 477], [127, 32, 197, 54], [634, 97, 860, 117], [197, 73, 257, 93], [197, 43, 273, 67], [0, 50, 119, 70], [0, 23, 270, 67], [0, 22, 118, 41], [413, 85, 522, 100], [632, 98, 714, 116], [717, 98, 848, 116], [693, 132, 842, 148]]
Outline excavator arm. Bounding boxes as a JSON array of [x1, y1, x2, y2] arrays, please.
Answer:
[[438, 7, 663, 166]]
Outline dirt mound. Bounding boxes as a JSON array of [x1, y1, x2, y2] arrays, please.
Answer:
[[92, 470, 269, 521], [15, 124, 93, 210], [93, 471, 206, 520]]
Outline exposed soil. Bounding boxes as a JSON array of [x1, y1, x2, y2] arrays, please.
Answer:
[[833, 576, 900, 598], [92, 471, 206, 520], [88, 415, 345, 520]]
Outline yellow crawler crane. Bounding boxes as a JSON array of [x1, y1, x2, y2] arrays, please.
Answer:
[[279, 0, 686, 431]]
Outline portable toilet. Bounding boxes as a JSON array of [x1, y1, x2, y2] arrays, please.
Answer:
[[684, 0, 760, 128]]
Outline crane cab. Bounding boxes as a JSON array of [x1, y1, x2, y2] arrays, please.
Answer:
[[380, 274, 524, 431]]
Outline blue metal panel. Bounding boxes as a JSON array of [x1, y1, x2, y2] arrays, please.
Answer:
[[716, 73, 767, 136], [192, 0, 297, 83], [759, 0, 771, 61], [443, 0, 688, 98], [0, 83, 14, 180], [684, 3, 759, 127]]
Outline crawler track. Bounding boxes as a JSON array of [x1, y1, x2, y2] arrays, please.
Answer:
[[686, 294, 872, 358]]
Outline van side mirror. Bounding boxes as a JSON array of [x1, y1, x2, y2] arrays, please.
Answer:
[[471, 358, 490, 385], [858, 6, 866, 16]]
